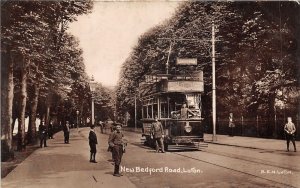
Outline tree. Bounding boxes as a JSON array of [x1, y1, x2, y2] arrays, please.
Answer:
[[1, 0, 94, 152]]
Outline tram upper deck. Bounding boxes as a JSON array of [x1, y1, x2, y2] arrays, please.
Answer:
[[139, 71, 204, 121]]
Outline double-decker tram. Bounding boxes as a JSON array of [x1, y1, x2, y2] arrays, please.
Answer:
[[139, 68, 207, 151]]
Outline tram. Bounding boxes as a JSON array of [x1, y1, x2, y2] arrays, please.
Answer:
[[139, 66, 207, 151]]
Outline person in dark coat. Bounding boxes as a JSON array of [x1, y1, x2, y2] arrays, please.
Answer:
[[284, 117, 297, 152], [39, 121, 47, 148], [48, 122, 54, 139], [108, 125, 125, 177], [89, 125, 98, 163], [63, 121, 70, 144], [151, 115, 165, 153]]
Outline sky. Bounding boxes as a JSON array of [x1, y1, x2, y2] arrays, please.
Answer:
[[68, 1, 180, 87]]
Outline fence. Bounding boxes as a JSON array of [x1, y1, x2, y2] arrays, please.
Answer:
[[205, 115, 300, 140]]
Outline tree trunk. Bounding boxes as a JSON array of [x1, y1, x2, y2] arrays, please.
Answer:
[[17, 59, 28, 151], [45, 105, 50, 129], [1, 49, 14, 159], [11, 117, 17, 134], [28, 83, 39, 144]]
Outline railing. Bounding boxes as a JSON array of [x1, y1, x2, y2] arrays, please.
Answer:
[[205, 116, 300, 140]]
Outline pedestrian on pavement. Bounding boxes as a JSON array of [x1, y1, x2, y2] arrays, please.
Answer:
[[108, 125, 125, 177], [39, 121, 48, 148], [63, 121, 71, 144], [284, 117, 297, 152], [48, 122, 54, 139], [89, 125, 98, 163], [228, 113, 235, 137], [99, 120, 104, 134], [151, 115, 165, 153]]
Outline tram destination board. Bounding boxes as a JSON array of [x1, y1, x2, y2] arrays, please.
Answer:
[[161, 80, 204, 92]]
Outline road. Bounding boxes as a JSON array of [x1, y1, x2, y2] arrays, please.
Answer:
[[122, 130, 299, 188], [2, 127, 299, 188]]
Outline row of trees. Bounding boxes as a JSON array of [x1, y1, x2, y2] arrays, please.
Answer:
[[1, 1, 114, 160], [116, 1, 300, 134]]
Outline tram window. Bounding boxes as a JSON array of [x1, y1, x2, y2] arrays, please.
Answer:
[[161, 103, 168, 118], [143, 106, 147, 119], [153, 104, 158, 118], [147, 105, 152, 118]]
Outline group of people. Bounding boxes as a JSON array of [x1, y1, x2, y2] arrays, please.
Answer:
[[38, 121, 55, 148], [38, 120, 71, 148]]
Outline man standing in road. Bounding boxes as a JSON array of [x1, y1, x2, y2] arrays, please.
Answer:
[[89, 125, 98, 163], [63, 121, 71, 144], [39, 121, 47, 148], [151, 115, 165, 153], [284, 117, 297, 152], [108, 125, 125, 177]]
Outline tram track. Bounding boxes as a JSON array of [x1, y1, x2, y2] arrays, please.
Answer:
[[122, 130, 298, 188], [172, 151, 297, 188], [127, 138, 298, 188], [201, 148, 300, 173]]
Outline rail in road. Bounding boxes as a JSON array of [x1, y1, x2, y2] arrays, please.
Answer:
[[172, 152, 298, 188], [120, 129, 299, 188]]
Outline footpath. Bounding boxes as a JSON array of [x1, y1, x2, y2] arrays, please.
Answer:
[[125, 127, 299, 151], [204, 134, 299, 151], [1, 128, 136, 188]]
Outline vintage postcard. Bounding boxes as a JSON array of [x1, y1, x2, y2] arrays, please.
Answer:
[[1, 1, 299, 187]]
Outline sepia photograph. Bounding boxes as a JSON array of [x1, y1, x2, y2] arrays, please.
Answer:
[[1, 0, 300, 187]]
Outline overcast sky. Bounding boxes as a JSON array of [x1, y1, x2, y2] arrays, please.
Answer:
[[68, 1, 180, 87]]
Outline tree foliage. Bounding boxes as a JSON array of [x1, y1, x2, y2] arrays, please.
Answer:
[[116, 1, 300, 130]]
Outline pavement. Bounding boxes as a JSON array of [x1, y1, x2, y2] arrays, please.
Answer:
[[1, 128, 136, 188], [204, 134, 299, 151], [125, 127, 299, 152]]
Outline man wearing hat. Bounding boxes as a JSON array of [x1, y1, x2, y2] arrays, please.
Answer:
[[39, 121, 47, 148], [108, 124, 125, 177], [89, 125, 98, 163], [63, 121, 71, 144]]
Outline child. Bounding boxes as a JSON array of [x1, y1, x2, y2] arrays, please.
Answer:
[[89, 125, 98, 162]]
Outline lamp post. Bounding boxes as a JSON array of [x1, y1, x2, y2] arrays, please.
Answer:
[[76, 110, 79, 131], [89, 76, 97, 126]]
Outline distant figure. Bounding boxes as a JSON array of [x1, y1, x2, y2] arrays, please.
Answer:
[[180, 104, 196, 119], [63, 121, 71, 144], [99, 121, 104, 134], [39, 121, 47, 148], [228, 113, 235, 137], [284, 117, 296, 152], [48, 122, 54, 139], [151, 115, 165, 153], [89, 125, 98, 163], [108, 125, 125, 177]]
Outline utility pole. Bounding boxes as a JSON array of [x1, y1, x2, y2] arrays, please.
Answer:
[[212, 21, 217, 142], [134, 95, 137, 131]]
